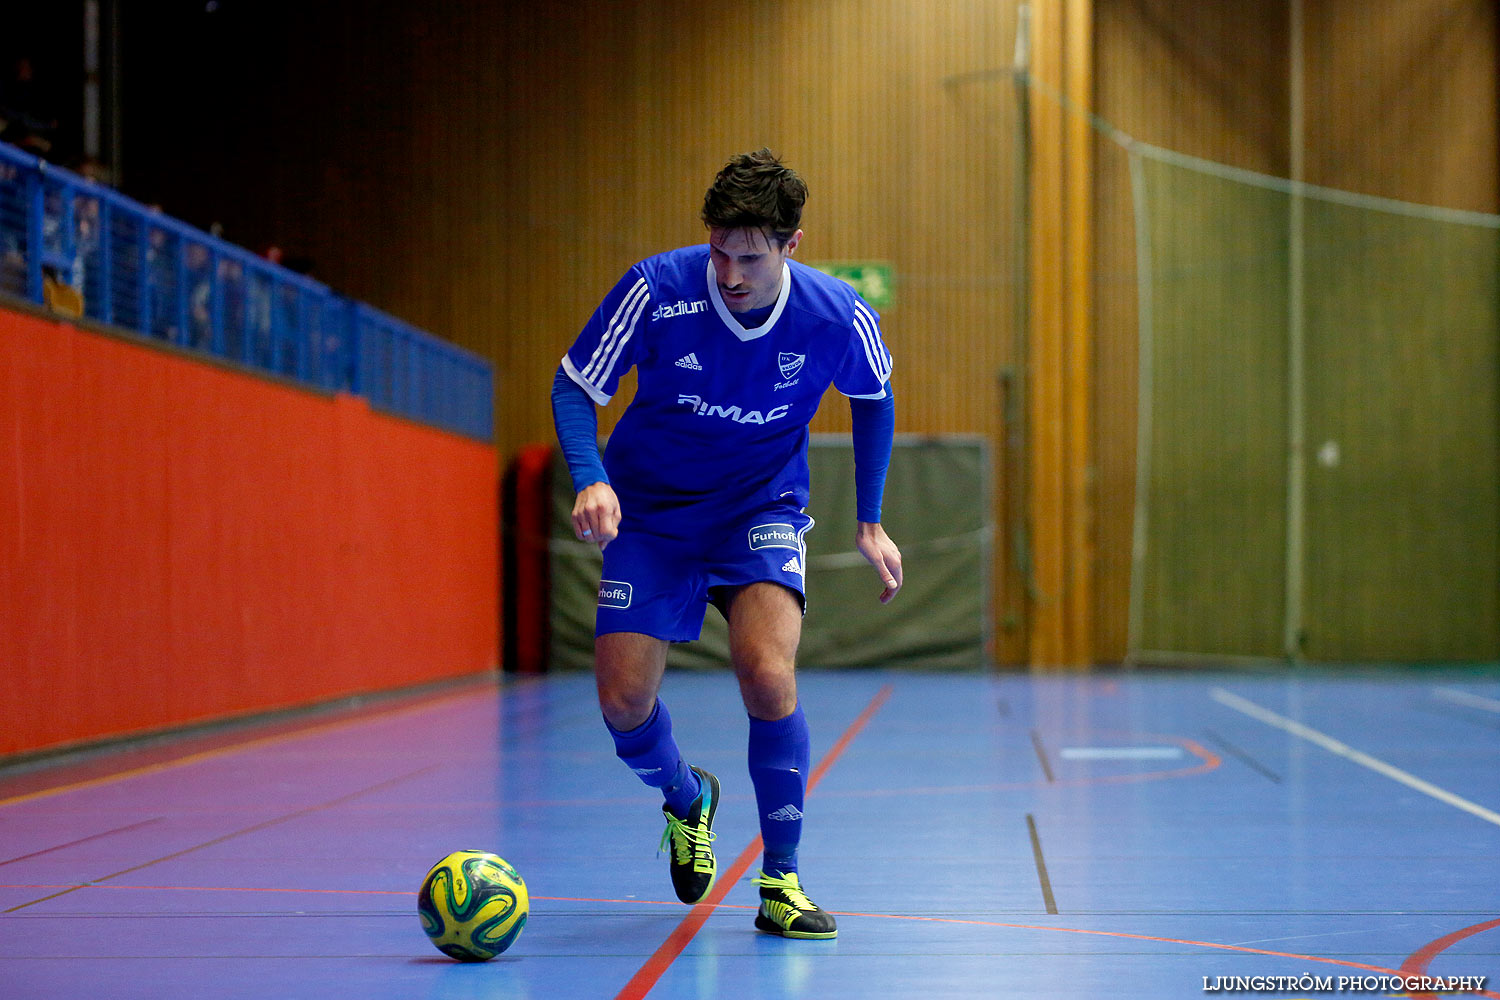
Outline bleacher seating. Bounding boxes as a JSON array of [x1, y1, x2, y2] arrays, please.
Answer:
[[0, 140, 493, 442]]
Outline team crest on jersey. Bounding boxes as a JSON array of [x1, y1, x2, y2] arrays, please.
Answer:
[[778, 353, 805, 380]]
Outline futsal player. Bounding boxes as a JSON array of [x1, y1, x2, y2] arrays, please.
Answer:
[[550, 148, 901, 939]]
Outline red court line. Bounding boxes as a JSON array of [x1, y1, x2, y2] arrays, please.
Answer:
[[4, 764, 439, 914], [0, 884, 743, 910], [0, 681, 496, 809], [9, 877, 1493, 993], [615, 683, 893, 1000], [841, 911, 1500, 993], [0, 883, 760, 917], [1400, 917, 1500, 1000], [0, 883, 418, 897]]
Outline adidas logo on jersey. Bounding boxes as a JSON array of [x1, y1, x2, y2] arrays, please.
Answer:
[[767, 804, 804, 822], [781, 555, 803, 575], [675, 353, 703, 370]]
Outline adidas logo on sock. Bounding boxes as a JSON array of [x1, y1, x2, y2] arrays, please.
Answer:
[[675, 353, 703, 370], [780, 555, 803, 575], [631, 766, 662, 776], [767, 804, 804, 822]]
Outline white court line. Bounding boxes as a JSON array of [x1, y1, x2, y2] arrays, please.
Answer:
[[1433, 687, 1500, 715], [1059, 747, 1184, 760], [1210, 688, 1500, 829]]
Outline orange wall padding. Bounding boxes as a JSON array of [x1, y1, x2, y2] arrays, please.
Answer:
[[0, 307, 498, 756]]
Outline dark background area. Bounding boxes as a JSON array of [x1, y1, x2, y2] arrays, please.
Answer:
[[120, 1, 307, 261], [116, 0, 463, 299], [3, 4, 86, 166], [11, 1, 345, 275]]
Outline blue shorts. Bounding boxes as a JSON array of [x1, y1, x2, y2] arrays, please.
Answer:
[[595, 504, 814, 642]]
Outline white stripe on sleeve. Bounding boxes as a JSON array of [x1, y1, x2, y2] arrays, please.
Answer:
[[852, 302, 892, 382], [581, 277, 650, 385], [594, 286, 651, 388], [561, 354, 613, 405]]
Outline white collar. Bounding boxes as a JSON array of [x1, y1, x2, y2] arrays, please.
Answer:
[[706, 258, 791, 342]]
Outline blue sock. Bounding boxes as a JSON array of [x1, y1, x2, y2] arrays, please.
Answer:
[[748, 703, 810, 876], [606, 699, 701, 817]]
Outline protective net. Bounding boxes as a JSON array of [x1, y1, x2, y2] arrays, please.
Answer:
[[1127, 145, 1500, 662]]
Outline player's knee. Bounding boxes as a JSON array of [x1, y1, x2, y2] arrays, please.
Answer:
[[597, 685, 656, 731], [736, 660, 797, 719]]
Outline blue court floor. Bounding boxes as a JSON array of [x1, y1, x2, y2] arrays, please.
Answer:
[[2, 668, 1498, 999]]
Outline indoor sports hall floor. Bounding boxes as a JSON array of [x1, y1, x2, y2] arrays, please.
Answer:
[[2, 668, 1497, 1000]]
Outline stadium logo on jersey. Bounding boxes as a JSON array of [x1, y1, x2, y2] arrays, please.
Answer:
[[652, 299, 709, 321], [750, 524, 800, 551], [780, 555, 803, 575], [778, 352, 805, 380], [597, 580, 633, 609], [675, 353, 703, 370], [676, 394, 790, 426]]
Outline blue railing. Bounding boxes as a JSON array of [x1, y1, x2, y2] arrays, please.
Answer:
[[0, 142, 493, 442]]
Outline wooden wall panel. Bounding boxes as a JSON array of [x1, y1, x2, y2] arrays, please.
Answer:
[[1305, 0, 1498, 211], [123, 0, 1031, 661], [119, 0, 1498, 666], [476, 0, 1032, 660]]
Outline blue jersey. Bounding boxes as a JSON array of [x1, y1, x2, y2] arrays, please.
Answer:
[[562, 244, 892, 526]]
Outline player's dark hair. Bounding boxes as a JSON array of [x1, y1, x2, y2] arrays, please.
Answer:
[[701, 148, 807, 246]]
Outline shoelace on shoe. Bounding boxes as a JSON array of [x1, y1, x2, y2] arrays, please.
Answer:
[[659, 812, 716, 865], [752, 871, 816, 912]]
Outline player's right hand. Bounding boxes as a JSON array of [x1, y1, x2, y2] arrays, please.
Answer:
[[572, 481, 621, 550]]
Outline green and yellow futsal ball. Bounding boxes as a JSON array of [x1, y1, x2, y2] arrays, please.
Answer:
[[417, 850, 529, 961]]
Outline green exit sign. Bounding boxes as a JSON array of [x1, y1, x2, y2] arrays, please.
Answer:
[[809, 261, 895, 309]]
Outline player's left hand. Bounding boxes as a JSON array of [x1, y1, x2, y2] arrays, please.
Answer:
[[854, 521, 903, 604]]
